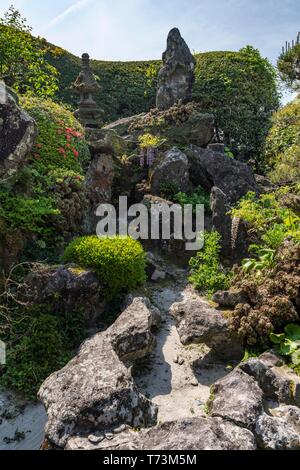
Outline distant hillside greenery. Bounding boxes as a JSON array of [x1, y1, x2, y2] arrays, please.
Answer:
[[47, 44, 279, 166]]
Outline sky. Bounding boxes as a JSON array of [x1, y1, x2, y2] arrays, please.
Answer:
[[0, 0, 299, 100]]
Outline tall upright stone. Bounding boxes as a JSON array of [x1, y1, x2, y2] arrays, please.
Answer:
[[156, 28, 196, 110], [72, 53, 103, 129]]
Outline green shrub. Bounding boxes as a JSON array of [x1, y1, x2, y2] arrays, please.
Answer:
[[231, 191, 300, 241], [63, 236, 146, 297], [265, 99, 300, 184], [20, 95, 90, 172], [193, 46, 279, 168], [0, 7, 58, 97], [174, 186, 211, 213], [189, 231, 232, 297]]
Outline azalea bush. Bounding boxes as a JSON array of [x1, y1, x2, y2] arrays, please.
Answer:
[[0, 96, 90, 264], [63, 236, 146, 298]]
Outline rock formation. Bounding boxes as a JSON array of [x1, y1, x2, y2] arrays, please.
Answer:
[[0, 81, 37, 179], [72, 53, 103, 129], [150, 147, 190, 195], [187, 145, 260, 263], [38, 297, 161, 448], [170, 297, 243, 361], [156, 28, 196, 110]]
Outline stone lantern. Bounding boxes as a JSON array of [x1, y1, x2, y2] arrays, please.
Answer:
[[72, 53, 103, 129]]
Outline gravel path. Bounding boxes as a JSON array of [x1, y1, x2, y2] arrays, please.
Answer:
[[134, 272, 229, 422]]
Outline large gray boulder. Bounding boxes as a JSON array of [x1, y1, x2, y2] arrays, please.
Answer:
[[162, 111, 214, 148], [156, 28, 196, 111], [66, 417, 257, 450], [39, 297, 160, 448], [170, 297, 243, 360], [19, 264, 103, 326], [188, 146, 259, 205], [150, 147, 190, 195], [209, 368, 264, 429], [0, 81, 37, 178], [210, 186, 251, 264]]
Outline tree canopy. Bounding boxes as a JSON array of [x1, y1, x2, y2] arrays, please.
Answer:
[[0, 6, 58, 97]]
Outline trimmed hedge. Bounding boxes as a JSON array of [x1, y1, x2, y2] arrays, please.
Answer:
[[63, 236, 146, 297]]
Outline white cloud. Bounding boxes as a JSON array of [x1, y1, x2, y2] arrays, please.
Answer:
[[42, 0, 91, 31]]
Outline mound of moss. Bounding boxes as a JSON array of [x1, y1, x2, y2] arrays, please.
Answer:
[[63, 236, 146, 297]]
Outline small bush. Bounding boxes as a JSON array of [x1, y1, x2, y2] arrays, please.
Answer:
[[63, 236, 146, 297], [189, 231, 232, 297], [174, 186, 211, 214]]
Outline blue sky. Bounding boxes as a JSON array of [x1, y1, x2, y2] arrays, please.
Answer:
[[1, 0, 298, 62], [1, 0, 299, 101]]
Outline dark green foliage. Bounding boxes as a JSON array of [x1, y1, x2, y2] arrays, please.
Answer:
[[46, 46, 160, 123], [265, 99, 300, 184], [0, 304, 86, 399], [160, 181, 180, 199], [174, 186, 211, 213], [193, 46, 279, 168], [63, 236, 146, 298], [189, 231, 232, 297], [0, 7, 58, 96]]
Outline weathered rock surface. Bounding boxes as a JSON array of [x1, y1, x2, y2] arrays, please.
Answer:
[[85, 154, 115, 205], [66, 417, 257, 450], [212, 288, 249, 309], [0, 81, 37, 178], [209, 368, 264, 429], [103, 114, 145, 137], [19, 264, 102, 325], [162, 112, 214, 148], [88, 129, 127, 157], [170, 298, 243, 360], [39, 297, 160, 448], [255, 412, 300, 450], [146, 252, 175, 282], [156, 28, 196, 111], [239, 352, 300, 406], [150, 147, 190, 195], [188, 146, 259, 205], [210, 185, 252, 265]]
